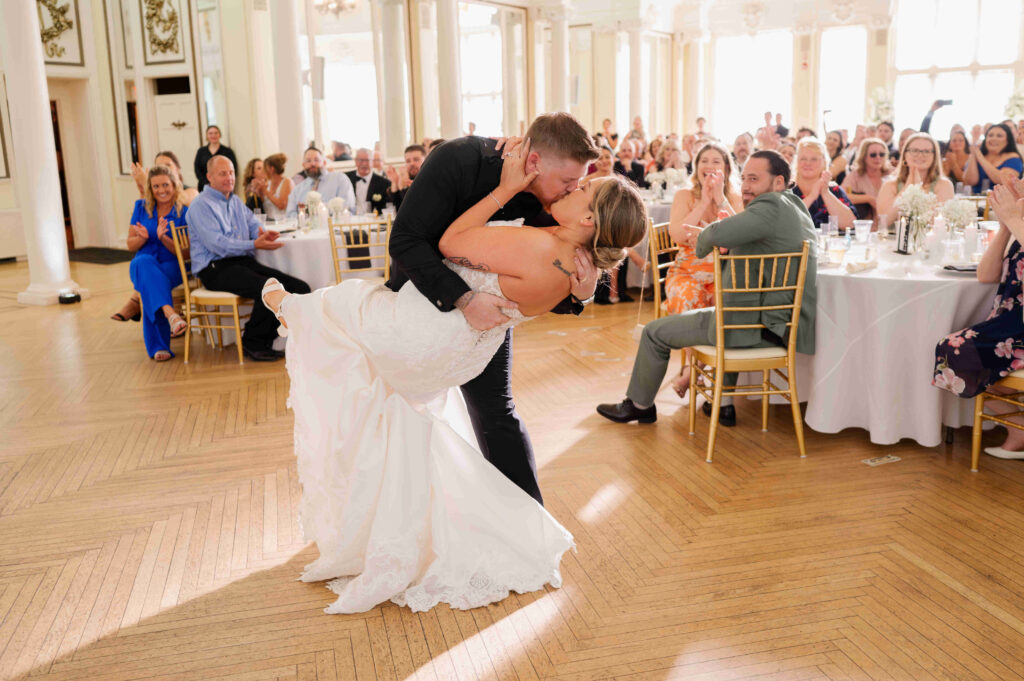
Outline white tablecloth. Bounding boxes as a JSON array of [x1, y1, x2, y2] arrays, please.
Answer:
[[626, 201, 674, 288], [254, 225, 387, 291], [756, 248, 996, 447]]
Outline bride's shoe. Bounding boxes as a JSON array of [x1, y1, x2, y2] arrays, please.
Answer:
[[261, 278, 290, 337]]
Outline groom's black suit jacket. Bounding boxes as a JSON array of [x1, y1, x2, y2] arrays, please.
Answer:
[[387, 136, 580, 315]]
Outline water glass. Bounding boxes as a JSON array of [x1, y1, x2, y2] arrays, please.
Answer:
[[942, 238, 965, 265], [828, 215, 839, 235], [816, 231, 829, 259], [865, 233, 880, 262], [255, 212, 267, 228], [955, 182, 966, 196], [828, 236, 848, 265], [853, 220, 872, 243]]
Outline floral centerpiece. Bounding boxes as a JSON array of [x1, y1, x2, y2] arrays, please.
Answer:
[[327, 196, 348, 218], [1005, 82, 1024, 119], [940, 198, 976, 234], [893, 184, 937, 252], [305, 190, 323, 216], [663, 167, 687, 188]]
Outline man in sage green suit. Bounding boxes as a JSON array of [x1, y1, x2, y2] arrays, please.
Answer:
[[597, 150, 818, 426]]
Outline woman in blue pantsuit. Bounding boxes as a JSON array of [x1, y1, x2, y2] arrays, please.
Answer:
[[127, 165, 188, 360]]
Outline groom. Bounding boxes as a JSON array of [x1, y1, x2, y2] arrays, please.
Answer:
[[387, 113, 600, 504]]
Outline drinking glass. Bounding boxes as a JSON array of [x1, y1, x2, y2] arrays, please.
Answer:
[[853, 220, 872, 243], [828, 215, 839, 235], [828, 236, 848, 265], [942, 239, 965, 265], [816, 231, 829, 259], [865, 233, 879, 262], [955, 182, 965, 196]]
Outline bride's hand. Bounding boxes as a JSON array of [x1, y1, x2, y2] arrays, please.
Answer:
[[499, 138, 539, 195]]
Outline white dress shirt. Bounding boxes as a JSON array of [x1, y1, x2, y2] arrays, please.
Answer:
[[287, 170, 356, 216], [352, 171, 374, 207]]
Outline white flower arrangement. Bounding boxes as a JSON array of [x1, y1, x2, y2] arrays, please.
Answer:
[[894, 184, 938, 250], [305, 190, 323, 214], [869, 87, 894, 124], [1006, 82, 1024, 119], [646, 171, 666, 186], [940, 198, 976, 232], [664, 167, 687, 186], [327, 197, 347, 217]]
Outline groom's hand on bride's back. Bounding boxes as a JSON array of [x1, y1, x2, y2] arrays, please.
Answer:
[[456, 291, 518, 330]]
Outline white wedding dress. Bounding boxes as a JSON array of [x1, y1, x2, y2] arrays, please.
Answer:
[[280, 255, 574, 614]]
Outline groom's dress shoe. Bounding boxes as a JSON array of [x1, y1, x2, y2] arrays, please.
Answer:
[[984, 446, 1024, 460], [596, 399, 657, 424], [702, 401, 736, 427]]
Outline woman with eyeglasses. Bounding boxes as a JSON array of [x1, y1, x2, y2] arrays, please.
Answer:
[[963, 122, 1023, 195], [841, 137, 893, 224], [876, 132, 954, 228]]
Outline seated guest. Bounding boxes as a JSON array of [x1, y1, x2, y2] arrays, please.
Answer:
[[372, 149, 385, 175], [664, 142, 744, 398], [643, 137, 664, 174], [877, 133, 955, 227], [287, 146, 356, 216], [876, 121, 897, 156], [731, 132, 753, 174], [427, 138, 446, 155], [346, 147, 391, 214], [791, 137, 856, 229], [330, 141, 352, 162], [943, 129, 971, 186], [841, 137, 892, 223], [260, 153, 292, 221], [126, 166, 188, 361], [242, 158, 266, 213], [193, 125, 237, 192], [187, 156, 311, 361], [596, 150, 817, 426], [646, 140, 687, 187], [825, 131, 848, 185], [933, 181, 1024, 458], [795, 127, 816, 141], [384, 144, 427, 210], [584, 147, 615, 185], [778, 140, 797, 166], [613, 141, 648, 187], [131, 151, 198, 206], [964, 122, 1023, 194]]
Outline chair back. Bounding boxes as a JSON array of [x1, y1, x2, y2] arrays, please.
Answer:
[[169, 223, 196, 305], [648, 220, 677, 318], [710, 241, 809, 358], [327, 216, 392, 284]]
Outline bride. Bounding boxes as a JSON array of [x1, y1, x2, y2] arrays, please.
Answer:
[[262, 140, 647, 613]]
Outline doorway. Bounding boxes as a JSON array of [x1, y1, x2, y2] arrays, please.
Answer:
[[50, 100, 74, 250]]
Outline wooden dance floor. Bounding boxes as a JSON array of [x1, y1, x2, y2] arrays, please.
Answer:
[[4, 260, 1024, 681]]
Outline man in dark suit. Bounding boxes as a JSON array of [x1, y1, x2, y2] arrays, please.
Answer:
[[387, 114, 600, 504], [613, 141, 648, 187], [346, 148, 392, 214]]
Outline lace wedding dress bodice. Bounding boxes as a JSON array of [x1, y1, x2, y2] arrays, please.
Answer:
[[280, 237, 570, 614]]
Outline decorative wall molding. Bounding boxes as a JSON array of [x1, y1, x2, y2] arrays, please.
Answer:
[[0, 74, 10, 179], [139, 0, 185, 64], [38, 0, 85, 66]]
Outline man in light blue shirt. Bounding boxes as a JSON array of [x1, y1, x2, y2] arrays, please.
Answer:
[[187, 156, 311, 361], [287, 146, 357, 216]]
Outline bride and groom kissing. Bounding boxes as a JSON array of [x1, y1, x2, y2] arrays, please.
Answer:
[[260, 112, 647, 613]]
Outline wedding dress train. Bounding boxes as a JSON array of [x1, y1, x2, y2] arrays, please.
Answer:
[[281, 260, 574, 613]]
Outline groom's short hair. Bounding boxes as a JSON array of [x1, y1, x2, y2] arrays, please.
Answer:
[[526, 113, 599, 164]]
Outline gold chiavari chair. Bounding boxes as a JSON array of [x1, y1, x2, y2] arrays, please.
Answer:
[[688, 242, 810, 463], [647, 220, 676, 319], [327, 216, 392, 285], [170, 224, 250, 364], [971, 373, 1024, 472]]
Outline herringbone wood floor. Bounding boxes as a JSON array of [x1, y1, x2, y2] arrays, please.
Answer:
[[3, 259, 1024, 681]]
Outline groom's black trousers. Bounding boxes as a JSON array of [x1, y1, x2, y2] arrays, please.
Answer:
[[460, 329, 543, 505]]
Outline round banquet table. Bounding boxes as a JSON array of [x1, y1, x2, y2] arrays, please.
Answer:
[[254, 224, 387, 292], [760, 247, 997, 447], [626, 201, 673, 287]]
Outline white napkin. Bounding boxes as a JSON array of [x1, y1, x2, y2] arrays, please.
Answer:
[[845, 260, 879, 274]]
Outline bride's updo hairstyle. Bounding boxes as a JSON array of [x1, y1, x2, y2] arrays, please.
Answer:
[[589, 174, 648, 270]]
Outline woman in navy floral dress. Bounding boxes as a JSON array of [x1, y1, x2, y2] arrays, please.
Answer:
[[934, 182, 1024, 457]]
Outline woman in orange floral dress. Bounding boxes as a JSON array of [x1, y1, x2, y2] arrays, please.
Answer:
[[665, 142, 744, 397]]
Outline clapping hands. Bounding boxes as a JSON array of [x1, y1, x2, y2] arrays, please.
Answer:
[[254, 226, 283, 250]]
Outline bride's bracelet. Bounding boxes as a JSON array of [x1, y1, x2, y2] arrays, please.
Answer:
[[488, 192, 504, 210]]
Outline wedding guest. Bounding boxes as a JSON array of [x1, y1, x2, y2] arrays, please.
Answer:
[[877, 133, 955, 227], [790, 137, 856, 229], [664, 142, 743, 398], [330, 141, 352, 162], [891, 128, 916, 163], [601, 117, 619, 150], [933, 181, 1024, 458], [287, 146, 356, 216], [193, 125, 237, 192], [131, 151, 198, 206], [732, 132, 753, 173], [842, 137, 892, 224], [645, 141, 687, 189], [694, 116, 707, 137], [775, 113, 789, 138], [964, 122, 1023, 194], [796, 127, 816, 141], [825, 131, 848, 185], [346, 147, 391, 214], [614, 141, 648, 187], [597, 150, 817, 427], [242, 158, 266, 213], [384, 144, 426, 210], [876, 121, 897, 155], [942, 130, 971, 186], [126, 166, 188, 361], [644, 137, 664, 174], [372, 149, 385, 175], [187, 156, 311, 362], [260, 153, 292, 221], [778, 141, 797, 166], [583, 147, 615, 184], [626, 116, 647, 148]]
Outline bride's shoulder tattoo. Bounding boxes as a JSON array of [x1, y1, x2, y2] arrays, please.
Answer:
[[449, 256, 490, 271], [552, 258, 572, 277]]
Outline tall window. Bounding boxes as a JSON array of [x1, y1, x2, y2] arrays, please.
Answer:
[[893, 0, 1021, 136], [712, 30, 793, 141], [318, 32, 381, 150], [818, 26, 867, 134], [459, 2, 527, 137]]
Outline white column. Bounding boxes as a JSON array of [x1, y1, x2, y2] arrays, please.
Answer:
[[544, 3, 571, 113], [0, 0, 85, 305], [271, 0, 306, 169], [628, 25, 643, 128], [380, 0, 411, 156], [436, 0, 463, 139]]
